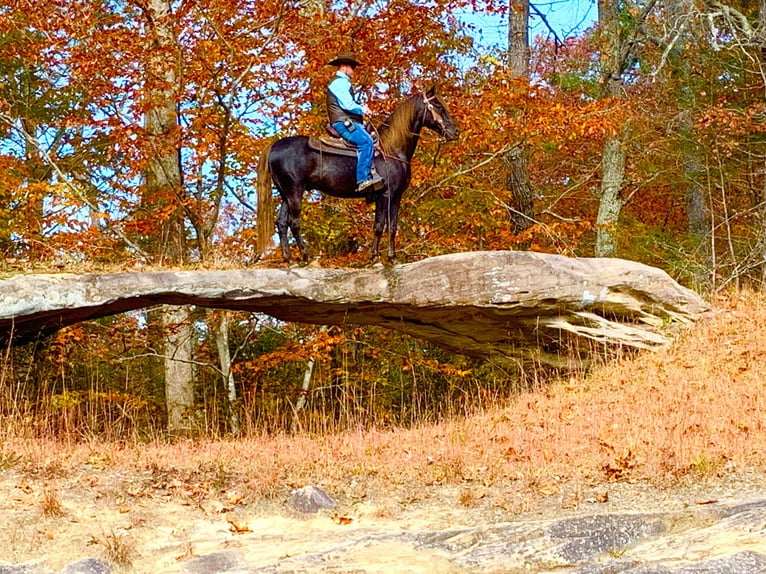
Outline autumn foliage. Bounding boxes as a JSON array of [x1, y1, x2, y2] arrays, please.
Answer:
[[1, 0, 766, 437]]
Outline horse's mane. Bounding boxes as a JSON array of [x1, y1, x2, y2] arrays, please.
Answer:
[[378, 94, 418, 156]]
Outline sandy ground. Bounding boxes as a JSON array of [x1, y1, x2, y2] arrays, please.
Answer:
[[2, 462, 766, 573]]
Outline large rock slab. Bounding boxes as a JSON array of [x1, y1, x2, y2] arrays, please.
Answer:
[[0, 251, 708, 365]]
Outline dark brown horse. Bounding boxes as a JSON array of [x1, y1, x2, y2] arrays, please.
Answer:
[[256, 86, 458, 263]]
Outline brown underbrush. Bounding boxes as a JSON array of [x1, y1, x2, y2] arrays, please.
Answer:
[[0, 290, 764, 504]]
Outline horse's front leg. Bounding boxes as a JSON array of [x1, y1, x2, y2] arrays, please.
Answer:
[[370, 203, 387, 262], [370, 236, 381, 262], [386, 200, 401, 262]]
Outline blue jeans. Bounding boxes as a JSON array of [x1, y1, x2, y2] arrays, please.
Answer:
[[332, 120, 374, 185]]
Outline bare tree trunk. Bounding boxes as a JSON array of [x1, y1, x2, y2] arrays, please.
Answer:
[[214, 311, 240, 435], [291, 325, 328, 432], [595, 0, 626, 257], [506, 0, 535, 236], [759, 0, 766, 285], [21, 118, 46, 259], [291, 355, 316, 433], [163, 305, 194, 432], [144, 0, 194, 434], [666, 0, 709, 281], [508, 0, 530, 76], [596, 135, 625, 257], [682, 111, 708, 243]]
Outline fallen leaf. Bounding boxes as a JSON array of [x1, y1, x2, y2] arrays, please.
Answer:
[[36, 528, 54, 540], [227, 491, 244, 505], [175, 544, 195, 561], [332, 514, 353, 525], [226, 515, 252, 534], [17, 482, 33, 495]]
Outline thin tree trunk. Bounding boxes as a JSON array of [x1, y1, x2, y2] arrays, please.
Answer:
[[291, 325, 327, 432], [759, 0, 766, 285], [291, 356, 316, 433], [595, 0, 626, 257], [295, 358, 315, 413], [214, 311, 240, 435], [682, 110, 708, 244], [666, 0, 709, 280], [21, 118, 46, 259], [506, 0, 534, 236]]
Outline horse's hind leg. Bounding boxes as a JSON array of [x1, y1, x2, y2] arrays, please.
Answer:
[[277, 193, 307, 263], [276, 202, 292, 262]]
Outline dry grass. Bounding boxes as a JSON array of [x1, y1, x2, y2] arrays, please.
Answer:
[[40, 486, 65, 518], [91, 529, 135, 568], [1, 290, 765, 505]]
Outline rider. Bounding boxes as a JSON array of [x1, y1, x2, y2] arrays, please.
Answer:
[[326, 51, 383, 193]]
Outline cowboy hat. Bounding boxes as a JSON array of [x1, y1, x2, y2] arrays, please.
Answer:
[[328, 51, 362, 68]]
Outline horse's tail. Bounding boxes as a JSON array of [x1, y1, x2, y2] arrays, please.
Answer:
[[256, 141, 275, 259]]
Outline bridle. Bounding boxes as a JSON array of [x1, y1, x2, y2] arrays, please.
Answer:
[[422, 91, 448, 136]]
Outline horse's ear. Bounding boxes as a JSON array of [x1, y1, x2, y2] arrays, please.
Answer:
[[426, 84, 437, 96]]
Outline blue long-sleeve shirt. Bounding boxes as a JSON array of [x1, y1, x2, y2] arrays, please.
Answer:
[[328, 71, 364, 116]]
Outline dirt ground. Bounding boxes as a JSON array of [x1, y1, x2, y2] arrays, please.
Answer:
[[2, 460, 766, 573]]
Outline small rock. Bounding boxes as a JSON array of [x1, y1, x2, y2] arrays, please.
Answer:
[[289, 485, 336, 514]]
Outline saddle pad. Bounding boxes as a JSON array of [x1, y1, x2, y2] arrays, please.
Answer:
[[308, 136, 358, 158]]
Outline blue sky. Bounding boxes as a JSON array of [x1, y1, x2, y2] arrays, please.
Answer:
[[459, 1, 597, 50]]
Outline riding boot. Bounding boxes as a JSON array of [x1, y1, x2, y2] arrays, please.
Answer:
[[356, 174, 384, 193]]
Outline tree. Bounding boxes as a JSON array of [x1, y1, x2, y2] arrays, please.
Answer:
[[594, 0, 627, 257], [137, 0, 195, 434], [505, 0, 535, 236], [760, 0, 766, 284], [594, 0, 658, 257]]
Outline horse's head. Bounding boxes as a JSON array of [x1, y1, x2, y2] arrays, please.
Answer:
[[421, 86, 459, 142]]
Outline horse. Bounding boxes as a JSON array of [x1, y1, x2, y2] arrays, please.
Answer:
[[255, 86, 459, 263]]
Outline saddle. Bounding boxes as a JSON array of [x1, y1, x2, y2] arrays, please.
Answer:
[[308, 135, 358, 157], [307, 124, 380, 158]]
